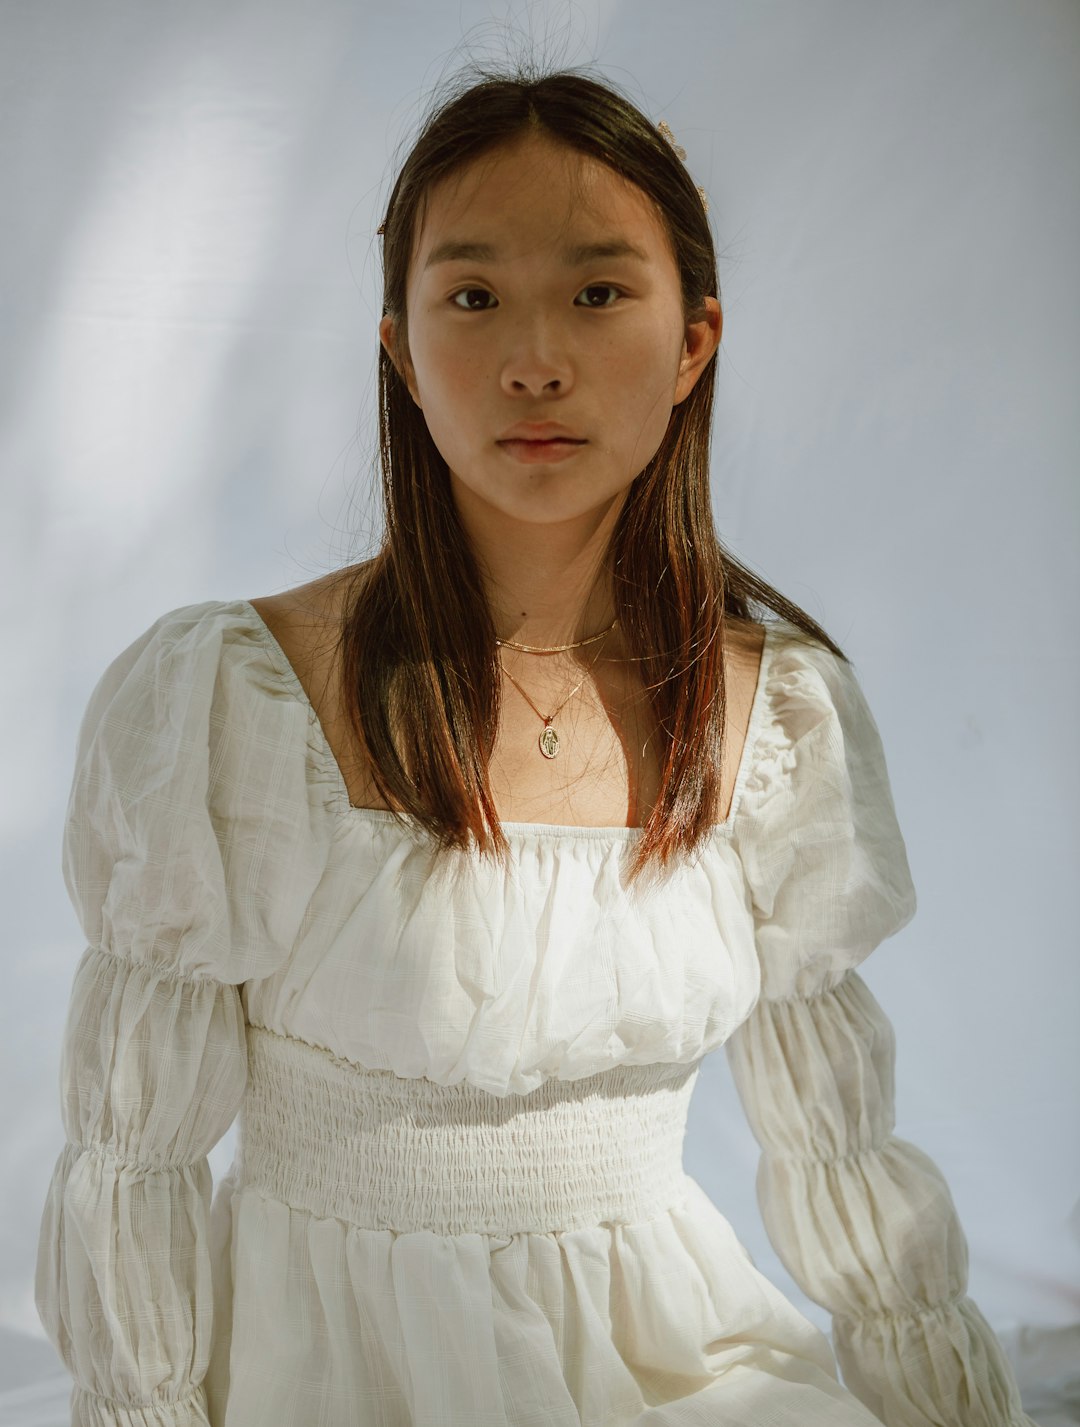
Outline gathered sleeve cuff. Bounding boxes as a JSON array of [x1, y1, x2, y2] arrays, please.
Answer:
[[727, 628, 1036, 1426], [35, 602, 335, 1425]]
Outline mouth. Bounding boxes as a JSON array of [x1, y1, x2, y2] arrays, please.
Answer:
[[498, 438, 588, 463]]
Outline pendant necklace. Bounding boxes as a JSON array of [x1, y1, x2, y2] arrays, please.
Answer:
[[495, 618, 618, 759]]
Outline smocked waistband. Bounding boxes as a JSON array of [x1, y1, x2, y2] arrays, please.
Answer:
[[237, 1023, 698, 1236]]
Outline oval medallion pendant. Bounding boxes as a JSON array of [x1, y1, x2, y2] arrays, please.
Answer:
[[539, 724, 560, 759]]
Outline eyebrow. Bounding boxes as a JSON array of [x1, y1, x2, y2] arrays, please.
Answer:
[[423, 238, 651, 270]]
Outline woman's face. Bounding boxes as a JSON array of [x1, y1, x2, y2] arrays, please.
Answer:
[[379, 133, 721, 534]]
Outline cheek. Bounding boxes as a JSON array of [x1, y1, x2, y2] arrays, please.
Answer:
[[421, 328, 486, 399], [607, 340, 682, 431]]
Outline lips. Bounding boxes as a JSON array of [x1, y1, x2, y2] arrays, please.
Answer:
[[498, 437, 588, 464], [498, 422, 585, 443]]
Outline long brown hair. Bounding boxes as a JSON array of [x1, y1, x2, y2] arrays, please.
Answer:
[[333, 60, 848, 886]]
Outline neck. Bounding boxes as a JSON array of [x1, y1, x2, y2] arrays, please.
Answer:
[[463, 522, 621, 651], [490, 578, 616, 650]]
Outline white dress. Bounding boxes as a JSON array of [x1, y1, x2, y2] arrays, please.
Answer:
[[34, 599, 1036, 1427]]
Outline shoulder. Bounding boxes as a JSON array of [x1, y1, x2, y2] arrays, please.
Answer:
[[66, 595, 341, 983], [248, 562, 374, 685], [737, 618, 907, 853], [723, 615, 768, 672], [78, 600, 248, 747], [732, 619, 859, 833], [251, 561, 374, 621], [247, 567, 346, 645], [733, 623, 917, 996], [715, 618, 769, 740]]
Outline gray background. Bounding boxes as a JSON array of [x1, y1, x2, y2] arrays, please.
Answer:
[[3, 1, 1077, 1421]]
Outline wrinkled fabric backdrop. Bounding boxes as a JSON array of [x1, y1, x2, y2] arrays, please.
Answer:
[[2, 1, 1078, 1422]]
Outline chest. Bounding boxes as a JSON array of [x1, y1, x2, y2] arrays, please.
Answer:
[[327, 650, 663, 828], [484, 655, 662, 826], [250, 592, 761, 830]]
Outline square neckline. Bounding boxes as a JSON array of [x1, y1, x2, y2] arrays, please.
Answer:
[[235, 597, 777, 841]]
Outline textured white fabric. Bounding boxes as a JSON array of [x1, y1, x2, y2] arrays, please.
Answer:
[[34, 599, 1035, 1426]]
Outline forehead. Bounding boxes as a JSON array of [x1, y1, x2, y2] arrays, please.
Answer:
[[412, 135, 672, 273]]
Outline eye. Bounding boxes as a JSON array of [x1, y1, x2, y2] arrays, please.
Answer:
[[448, 283, 627, 312]]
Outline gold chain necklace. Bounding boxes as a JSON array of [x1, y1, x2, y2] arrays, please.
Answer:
[[496, 621, 617, 654], [495, 617, 618, 759]]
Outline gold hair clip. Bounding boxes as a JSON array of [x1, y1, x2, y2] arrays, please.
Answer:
[[656, 120, 686, 161], [657, 120, 709, 214]]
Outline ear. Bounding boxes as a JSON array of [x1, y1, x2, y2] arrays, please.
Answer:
[[378, 316, 421, 406], [673, 297, 723, 406]]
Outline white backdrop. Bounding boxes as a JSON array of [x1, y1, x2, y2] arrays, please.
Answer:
[[3, 2, 1078, 1422]]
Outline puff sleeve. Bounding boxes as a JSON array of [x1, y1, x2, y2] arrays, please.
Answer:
[[34, 602, 335, 1427], [726, 629, 1036, 1427]]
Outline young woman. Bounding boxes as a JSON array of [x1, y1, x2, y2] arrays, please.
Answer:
[[36, 64, 1035, 1427]]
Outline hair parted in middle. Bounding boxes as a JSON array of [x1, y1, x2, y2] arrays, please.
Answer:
[[331, 57, 847, 889]]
